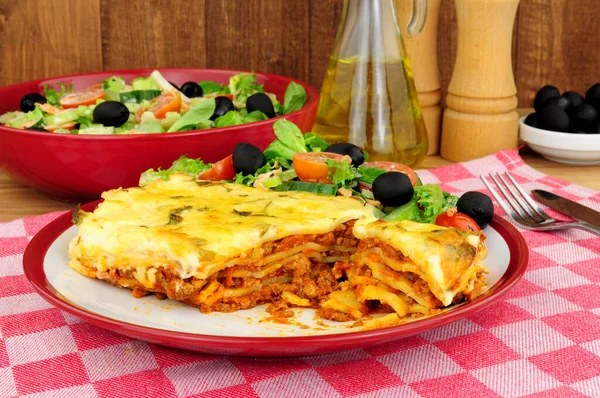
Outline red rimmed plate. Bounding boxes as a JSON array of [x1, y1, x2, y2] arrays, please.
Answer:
[[23, 202, 528, 357]]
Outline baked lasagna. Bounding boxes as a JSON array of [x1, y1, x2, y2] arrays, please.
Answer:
[[69, 174, 488, 329]]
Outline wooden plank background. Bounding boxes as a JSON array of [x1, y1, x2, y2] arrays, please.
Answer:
[[0, 0, 598, 107]]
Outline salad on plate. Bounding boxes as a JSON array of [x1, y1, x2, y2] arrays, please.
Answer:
[[140, 120, 495, 231], [0, 70, 307, 135]]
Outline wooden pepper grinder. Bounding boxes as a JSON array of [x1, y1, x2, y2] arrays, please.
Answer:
[[440, 0, 520, 162], [397, 0, 442, 155]]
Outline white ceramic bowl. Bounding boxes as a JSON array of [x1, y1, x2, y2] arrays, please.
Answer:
[[519, 115, 600, 165]]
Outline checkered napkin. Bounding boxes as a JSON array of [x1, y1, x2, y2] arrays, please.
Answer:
[[1, 149, 600, 398]]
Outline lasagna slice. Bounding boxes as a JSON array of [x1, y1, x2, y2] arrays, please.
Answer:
[[319, 218, 488, 329], [68, 174, 488, 329], [69, 174, 373, 314]]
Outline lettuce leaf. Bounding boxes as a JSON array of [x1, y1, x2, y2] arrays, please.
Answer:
[[139, 155, 212, 186], [43, 83, 71, 107], [384, 184, 458, 223], [283, 82, 307, 114]]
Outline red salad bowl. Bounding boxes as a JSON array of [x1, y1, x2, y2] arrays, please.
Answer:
[[0, 68, 319, 202]]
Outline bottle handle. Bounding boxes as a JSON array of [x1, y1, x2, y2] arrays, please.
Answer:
[[407, 0, 428, 36]]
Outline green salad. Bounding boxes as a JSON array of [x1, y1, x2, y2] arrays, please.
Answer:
[[138, 120, 493, 229], [1, 70, 306, 135]]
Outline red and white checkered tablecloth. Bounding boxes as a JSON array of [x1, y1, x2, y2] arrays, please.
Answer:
[[1, 149, 600, 398]]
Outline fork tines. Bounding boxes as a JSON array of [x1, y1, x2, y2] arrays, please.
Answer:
[[481, 172, 555, 227]]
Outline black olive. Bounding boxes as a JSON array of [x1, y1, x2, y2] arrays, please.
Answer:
[[562, 91, 584, 109], [181, 82, 204, 98], [92, 101, 130, 127], [585, 83, 600, 111], [25, 126, 48, 132], [538, 105, 570, 132], [232, 142, 266, 175], [210, 96, 235, 121], [571, 104, 597, 133], [544, 96, 570, 110], [246, 93, 276, 118], [524, 113, 538, 128], [372, 172, 414, 207], [457, 191, 494, 229], [169, 81, 181, 91], [20, 93, 47, 112], [533, 85, 560, 113], [325, 142, 365, 166]]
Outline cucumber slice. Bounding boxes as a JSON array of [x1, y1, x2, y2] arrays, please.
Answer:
[[120, 90, 162, 104], [79, 126, 115, 135], [272, 181, 338, 196], [43, 109, 79, 126]]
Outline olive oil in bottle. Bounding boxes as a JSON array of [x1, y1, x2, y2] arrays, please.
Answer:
[[312, 0, 429, 167]]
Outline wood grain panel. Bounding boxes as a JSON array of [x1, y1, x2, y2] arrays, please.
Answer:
[[205, 0, 310, 83], [437, 0, 458, 103], [0, 0, 102, 86], [309, 0, 344, 89], [100, 0, 206, 70], [517, 0, 600, 106]]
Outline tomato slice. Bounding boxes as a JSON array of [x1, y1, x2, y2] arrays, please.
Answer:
[[59, 84, 104, 108], [362, 161, 418, 186], [197, 155, 236, 181], [435, 210, 481, 232], [148, 90, 182, 119], [293, 152, 347, 183]]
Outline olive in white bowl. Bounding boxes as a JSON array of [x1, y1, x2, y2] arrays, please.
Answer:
[[519, 116, 600, 165]]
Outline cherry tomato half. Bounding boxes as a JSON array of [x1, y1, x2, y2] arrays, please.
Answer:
[[362, 161, 418, 186], [435, 211, 481, 232], [148, 90, 182, 119], [59, 84, 105, 108], [197, 155, 236, 181], [293, 152, 347, 183]]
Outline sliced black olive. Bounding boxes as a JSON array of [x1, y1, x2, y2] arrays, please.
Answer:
[[538, 105, 570, 132], [92, 101, 130, 127], [210, 96, 235, 121], [246, 92, 276, 118], [372, 172, 414, 207], [325, 142, 365, 166], [181, 82, 203, 98], [524, 113, 537, 128], [232, 142, 266, 175], [457, 191, 494, 229], [571, 104, 597, 133], [20, 93, 47, 112], [533, 85, 560, 113], [25, 126, 48, 132], [168, 81, 181, 91]]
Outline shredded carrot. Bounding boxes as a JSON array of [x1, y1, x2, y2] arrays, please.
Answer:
[[39, 103, 62, 114], [366, 199, 381, 207], [45, 122, 77, 132], [338, 187, 353, 197], [19, 120, 37, 129]]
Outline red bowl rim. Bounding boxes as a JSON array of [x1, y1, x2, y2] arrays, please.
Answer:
[[0, 68, 320, 140], [23, 203, 529, 352]]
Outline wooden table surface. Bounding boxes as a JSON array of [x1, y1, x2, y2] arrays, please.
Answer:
[[1, 150, 599, 222]]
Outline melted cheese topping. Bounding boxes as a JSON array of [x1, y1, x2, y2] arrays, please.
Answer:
[[352, 217, 482, 306], [70, 174, 374, 279]]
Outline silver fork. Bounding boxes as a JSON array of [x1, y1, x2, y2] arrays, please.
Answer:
[[481, 172, 600, 235]]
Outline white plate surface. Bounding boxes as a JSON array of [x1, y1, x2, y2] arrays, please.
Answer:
[[44, 226, 510, 337]]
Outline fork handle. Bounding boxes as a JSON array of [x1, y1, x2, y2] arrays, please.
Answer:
[[574, 221, 600, 236]]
